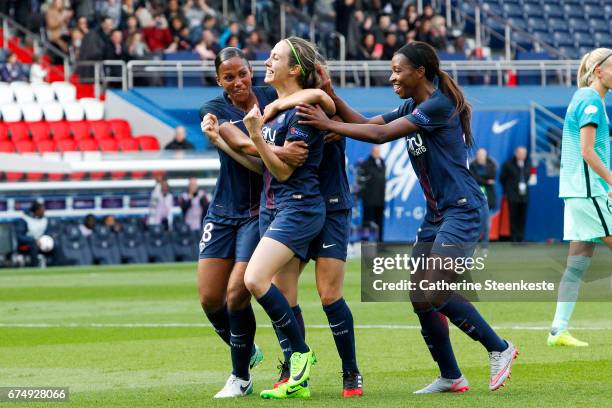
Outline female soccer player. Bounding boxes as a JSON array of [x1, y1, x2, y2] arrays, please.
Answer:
[[198, 47, 334, 398], [205, 36, 329, 400], [548, 48, 612, 347], [297, 41, 518, 393]]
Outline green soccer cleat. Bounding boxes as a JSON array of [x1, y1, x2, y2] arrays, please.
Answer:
[[260, 383, 310, 399], [547, 330, 589, 347], [249, 343, 264, 369], [287, 349, 316, 388]]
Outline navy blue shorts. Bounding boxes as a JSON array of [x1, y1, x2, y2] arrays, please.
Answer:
[[412, 205, 485, 260], [198, 213, 260, 262], [258, 206, 275, 238], [261, 202, 326, 260], [307, 209, 351, 261]]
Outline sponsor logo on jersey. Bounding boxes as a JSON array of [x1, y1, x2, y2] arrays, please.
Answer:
[[289, 126, 309, 139], [411, 108, 431, 124], [405, 133, 427, 156]]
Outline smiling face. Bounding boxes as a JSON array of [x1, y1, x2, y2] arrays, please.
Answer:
[[264, 41, 300, 87], [216, 56, 253, 104], [389, 53, 424, 99]]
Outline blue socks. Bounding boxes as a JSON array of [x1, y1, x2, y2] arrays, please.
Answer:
[[439, 294, 507, 353], [257, 284, 308, 354], [274, 305, 305, 362], [323, 298, 358, 372], [228, 305, 256, 380], [416, 309, 461, 379], [551, 255, 591, 334], [204, 304, 231, 346]]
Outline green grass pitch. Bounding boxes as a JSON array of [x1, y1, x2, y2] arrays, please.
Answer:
[[1, 260, 611, 407]]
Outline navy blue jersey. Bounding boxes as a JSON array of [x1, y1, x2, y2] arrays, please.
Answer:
[[382, 89, 485, 220], [319, 138, 352, 211], [260, 108, 325, 209], [199, 86, 278, 218]]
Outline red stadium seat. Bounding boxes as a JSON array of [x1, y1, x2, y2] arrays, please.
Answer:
[[108, 119, 132, 140], [14, 140, 42, 181], [56, 138, 77, 152], [136, 135, 160, 151], [0, 140, 21, 181], [0, 123, 8, 141], [89, 120, 112, 140], [99, 138, 118, 152], [49, 121, 71, 141], [38, 140, 62, 181], [69, 121, 91, 140], [7, 122, 30, 142], [119, 137, 139, 152], [29, 121, 51, 142]]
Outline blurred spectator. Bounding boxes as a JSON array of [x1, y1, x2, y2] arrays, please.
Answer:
[[18, 201, 51, 267], [219, 21, 243, 48], [103, 215, 122, 233], [357, 32, 382, 60], [225, 34, 240, 48], [382, 31, 399, 60], [190, 14, 220, 44], [194, 30, 219, 60], [74, 0, 96, 23], [127, 32, 150, 59], [500, 146, 531, 243], [164, 126, 194, 151], [243, 14, 257, 34], [76, 16, 89, 36], [135, 1, 154, 28], [142, 13, 173, 53], [244, 31, 271, 60], [183, 0, 211, 29], [123, 15, 141, 39], [1, 53, 27, 83], [29, 55, 48, 83], [429, 16, 448, 50], [179, 177, 209, 231], [416, 18, 434, 44], [357, 146, 386, 241], [101, 0, 122, 28], [79, 214, 97, 237], [79, 15, 113, 62], [69, 29, 84, 61], [120, 0, 137, 28], [166, 0, 187, 27], [107, 30, 128, 61], [147, 176, 174, 229], [45, 0, 70, 53], [470, 148, 497, 254], [373, 14, 392, 43], [165, 18, 191, 52]]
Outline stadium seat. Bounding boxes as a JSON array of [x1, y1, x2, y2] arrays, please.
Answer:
[[136, 135, 160, 151], [49, 120, 71, 141], [574, 32, 595, 48], [77, 138, 98, 152], [108, 119, 131, 139], [59, 224, 93, 266], [170, 222, 198, 261], [20, 102, 43, 122], [0, 140, 21, 181], [57, 138, 77, 152], [553, 32, 574, 48], [502, 3, 523, 17], [14, 139, 42, 181], [0, 122, 7, 140], [0, 82, 13, 105], [10, 82, 34, 104], [591, 19, 610, 34], [32, 83, 55, 104], [119, 137, 139, 152], [7, 122, 29, 141], [144, 224, 175, 262], [595, 33, 612, 47], [1, 103, 22, 122], [117, 223, 148, 263], [99, 138, 118, 152], [568, 18, 590, 33], [89, 225, 121, 265], [29, 121, 50, 142], [69, 121, 91, 140], [42, 101, 64, 121], [39, 146, 63, 181], [506, 17, 527, 31], [62, 102, 85, 121], [80, 98, 104, 120], [89, 120, 112, 140], [51, 82, 77, 104], [543, 4, 564, 19], [38, 139, 57, 152]]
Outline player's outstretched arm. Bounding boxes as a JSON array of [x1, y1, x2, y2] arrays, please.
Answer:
[[202, 114, 263, 174], [580, 125, 612, 187], [263, 89, 336, 122], [244, 105, 296, 182], [297, 103, 417, 144]]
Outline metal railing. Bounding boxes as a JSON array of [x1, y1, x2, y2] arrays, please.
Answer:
[[530, 102, 564, 177]]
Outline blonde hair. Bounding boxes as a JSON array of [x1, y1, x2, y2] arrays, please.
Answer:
[[577, 48, 612, 87]]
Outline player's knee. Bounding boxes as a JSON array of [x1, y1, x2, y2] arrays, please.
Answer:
[[243, 270, 266, 297], [226, 284, 251, 310], [317, 286, 342, 306], [200, 297, 225, 313]]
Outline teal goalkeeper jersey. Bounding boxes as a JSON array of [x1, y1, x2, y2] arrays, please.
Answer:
[[559, 87, 610, 198]]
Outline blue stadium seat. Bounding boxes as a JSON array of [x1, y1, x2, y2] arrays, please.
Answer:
[[60, 225, 93, 266], [563, 4, 584, 19], [90, 225, 121, 265], [512, 32, 535, 51], [117, 223, 148, 264], [521, 0, 542, 4], [523, 3, 544, 16], [558, 46, 580, 59], [526, 17, 546, 32], [574, 32, 595, 48], [170, 222, 198, 262], [594, 33, 612, 47], [553, 32, 574, 47], [507, 17, 527, 31], [543, 4, 564, 19], [548, 18, 567, 32], [584, 4, 604, 19], [502, 3, 523, 17], [590, 19, 609, 34], [144, 224, 175, 263], [568, 18, 590, 33]]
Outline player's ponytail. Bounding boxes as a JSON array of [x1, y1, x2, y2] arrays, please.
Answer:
[[284, 36, 326, 89], [396, 42, 473, 146], [577, 48, 612, 88]]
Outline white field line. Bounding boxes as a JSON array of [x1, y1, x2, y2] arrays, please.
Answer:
[[1, 323, 611, 330]]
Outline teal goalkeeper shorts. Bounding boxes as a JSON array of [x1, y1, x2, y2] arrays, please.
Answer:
[[563, 196, 612, 242]]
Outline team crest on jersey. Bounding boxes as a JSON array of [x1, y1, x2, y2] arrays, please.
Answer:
[[405, 133, 427, 156], [584, 105, 598, 114], [276, 113, 285, 123], [411, 108, 431, 123], [289, 127, 308, 138]]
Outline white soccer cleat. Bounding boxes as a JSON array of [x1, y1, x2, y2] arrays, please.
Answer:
[[214, 374, 253, 398], [489, 340, 519, 391], [414, 375, 469, 394]]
